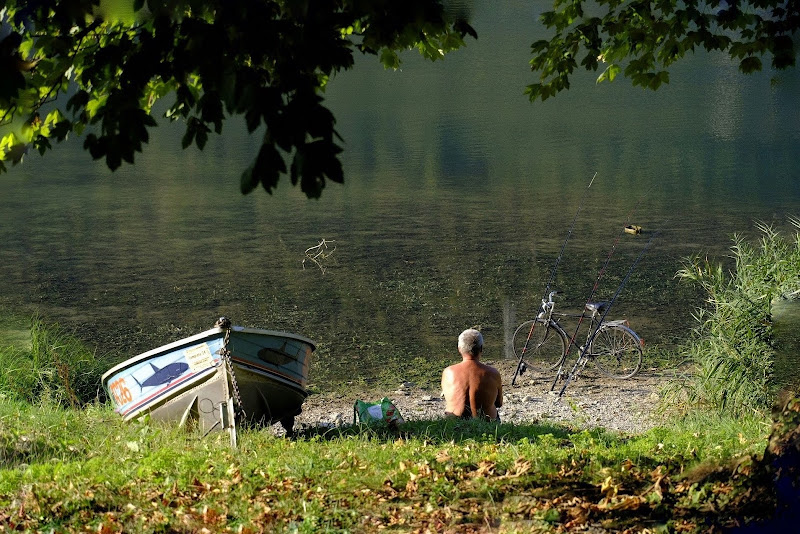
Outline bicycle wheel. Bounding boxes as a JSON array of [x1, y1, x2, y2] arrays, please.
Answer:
[[512, 319, 567, 372], [589, 324, 643, 379]]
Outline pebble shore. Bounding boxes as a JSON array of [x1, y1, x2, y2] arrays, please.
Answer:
[[295, 359, 664, 434]]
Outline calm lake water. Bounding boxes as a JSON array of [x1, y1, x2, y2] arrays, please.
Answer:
[[2, 1, 799, 387]]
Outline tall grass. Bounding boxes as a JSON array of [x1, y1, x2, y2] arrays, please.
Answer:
[[0, 316, 108, 407], [671, 218, 800, 416]]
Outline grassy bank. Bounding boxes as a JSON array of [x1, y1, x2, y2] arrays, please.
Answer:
[[0, 399, 773, 533], [0, 317, 777, 532]]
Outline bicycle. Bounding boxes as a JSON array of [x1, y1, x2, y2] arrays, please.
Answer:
[[510, 291, 643, 389]]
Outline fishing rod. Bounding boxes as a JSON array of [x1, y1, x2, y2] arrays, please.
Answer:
[[549, 185, 660, 391], [548, 225, 625, 391], [511, 171, 597, 386], [557, 225, 664, 397], [543, 172, 597, 297]]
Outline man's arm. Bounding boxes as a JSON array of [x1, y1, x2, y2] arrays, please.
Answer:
[[441, 367, 452, 401]]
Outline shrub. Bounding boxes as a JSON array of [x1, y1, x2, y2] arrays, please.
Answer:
[[671, 218, 800, 416]]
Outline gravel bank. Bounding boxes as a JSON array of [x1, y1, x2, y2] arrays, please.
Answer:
[[295, 359, 664, 434]]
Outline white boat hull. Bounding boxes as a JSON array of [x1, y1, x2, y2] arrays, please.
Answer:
[[102, 322, 315, 441]]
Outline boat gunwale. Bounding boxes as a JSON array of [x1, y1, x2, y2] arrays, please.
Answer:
[[101, 325, 316, 384], [230, 357, 309, 393]]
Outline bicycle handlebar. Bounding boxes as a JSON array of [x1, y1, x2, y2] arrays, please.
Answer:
[[542, 290, 559, 305], [539, 291, 560, 316]]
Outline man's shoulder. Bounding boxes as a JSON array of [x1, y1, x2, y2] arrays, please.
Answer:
[[480, 361, 501, 374], [483, 363, 502, 383], [442, 364, 460, 377]]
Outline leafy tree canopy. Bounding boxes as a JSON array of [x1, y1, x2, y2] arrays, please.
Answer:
[[1, 1, 797, 197], [528, 0, 799, 101], [0, 0, 475, 197]]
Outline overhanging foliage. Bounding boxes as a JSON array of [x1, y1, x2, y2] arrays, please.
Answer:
[[0, 0, 475, 197], [2, 1, 797, 196], [527, 0, 799, 101]]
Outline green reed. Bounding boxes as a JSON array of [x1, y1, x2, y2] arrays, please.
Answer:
[[670, 218, 800, 416], [0, 315, 109, 407]]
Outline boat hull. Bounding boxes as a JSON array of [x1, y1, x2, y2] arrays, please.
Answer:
[[102, 325, 315, 433]]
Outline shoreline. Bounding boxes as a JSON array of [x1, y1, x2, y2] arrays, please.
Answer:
[[295, 359, 664, 434]]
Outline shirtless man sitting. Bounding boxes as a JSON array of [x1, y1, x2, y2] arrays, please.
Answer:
[[441, 328, 503, 421]]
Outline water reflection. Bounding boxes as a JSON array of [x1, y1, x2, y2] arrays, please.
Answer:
[[1, 2, 799, 387]]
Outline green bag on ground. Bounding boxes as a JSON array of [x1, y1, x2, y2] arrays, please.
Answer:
[[353, 397, 404, 427]]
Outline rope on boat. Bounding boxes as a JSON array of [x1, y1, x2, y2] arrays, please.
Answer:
[[216, 316, 246, 420]]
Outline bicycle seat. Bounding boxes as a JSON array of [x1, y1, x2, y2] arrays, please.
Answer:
[[585, 301, 611, 314]]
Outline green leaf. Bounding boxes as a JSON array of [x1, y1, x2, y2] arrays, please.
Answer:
[[67, 91, 90, 113], [181, 119, 196, 150], [106, 142, 122, 170], [379, 49, 400, 70], [200, 93, 223, 134], [19, 35, 35, 59], [86, 95, 108, 120], [739, 56, 762, 74], [0, 70, 25, 103], [51, 120, 72, 141], [0, 132, 17, 151], [596, 63, 621, 84], [195, 124, 209, 150], [243, 142, 286, 195], [84, 134, 105, 160], [524, 83, 543, 102]]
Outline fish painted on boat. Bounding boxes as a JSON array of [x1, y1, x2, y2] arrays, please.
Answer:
[[133, 362, 190, 389]]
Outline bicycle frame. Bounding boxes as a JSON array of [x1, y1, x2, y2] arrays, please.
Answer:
[[512, 293, 642, 391], [556, 306, 640, 397], [511, 290, 559, 386], [512, 292, 597, 385]]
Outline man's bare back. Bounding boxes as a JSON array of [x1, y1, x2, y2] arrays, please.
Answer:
[[441, 329, 503, 421]]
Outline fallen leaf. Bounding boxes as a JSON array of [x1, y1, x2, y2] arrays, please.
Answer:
[[502, 457, 532, 479]]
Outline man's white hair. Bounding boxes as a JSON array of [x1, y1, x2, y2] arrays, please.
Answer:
[[458, 328, 483, 356]]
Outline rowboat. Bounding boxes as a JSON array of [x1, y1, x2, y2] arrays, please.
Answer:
[[102, 318, 315, 445]]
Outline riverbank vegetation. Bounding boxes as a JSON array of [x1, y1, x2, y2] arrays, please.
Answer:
[[2, 220, 800, 531], [0, 314, 108, 407], [670, 218, 800, 417]]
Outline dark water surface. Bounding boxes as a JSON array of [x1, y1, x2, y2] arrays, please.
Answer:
[[2, 1, 799, 386]]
